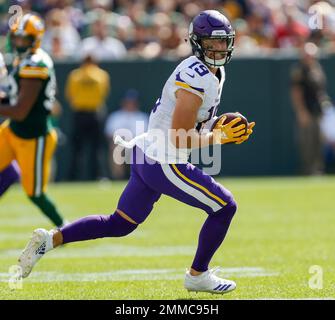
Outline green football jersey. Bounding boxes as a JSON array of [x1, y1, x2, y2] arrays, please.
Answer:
[[8, 48, 56, 139]]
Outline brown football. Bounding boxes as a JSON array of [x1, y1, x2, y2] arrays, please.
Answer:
[[220, 112, 249, 137]]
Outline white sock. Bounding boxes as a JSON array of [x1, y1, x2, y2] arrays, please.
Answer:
[[45, 230, 55, 252]]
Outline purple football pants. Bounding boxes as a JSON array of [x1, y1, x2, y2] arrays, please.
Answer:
[[61, 147, 237, 272], [117, 147, 235, 222], [0, 162, 20, 197]]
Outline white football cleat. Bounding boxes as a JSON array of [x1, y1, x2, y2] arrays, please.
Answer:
[[184, 267, 236, 294], [18, 228, 53, 278]]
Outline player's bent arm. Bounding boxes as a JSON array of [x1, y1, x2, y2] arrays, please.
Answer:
[[170, 89, 250, 148], [171, 89, 214, 149], [0, 78, 43, 121]]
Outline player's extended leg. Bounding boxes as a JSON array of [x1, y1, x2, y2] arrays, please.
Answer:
[[18, 160, 161, 278], [132, 149, 237, 294], [15, 129, 65, 227], [160, 165, 237, 293], [140, 164, 236, 266], [60, 169, 160, 244], [0, 162, 20, 197]]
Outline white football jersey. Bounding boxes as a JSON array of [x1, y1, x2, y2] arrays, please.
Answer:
[[129, 56, 225, 163]]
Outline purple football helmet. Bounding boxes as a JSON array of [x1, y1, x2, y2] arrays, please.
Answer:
[[189, 10, 235, 67]]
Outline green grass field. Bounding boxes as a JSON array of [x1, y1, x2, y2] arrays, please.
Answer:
[[0, 177, 334, 300]]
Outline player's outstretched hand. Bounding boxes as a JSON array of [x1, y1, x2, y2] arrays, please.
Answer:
[[235, 121, 256, 144]]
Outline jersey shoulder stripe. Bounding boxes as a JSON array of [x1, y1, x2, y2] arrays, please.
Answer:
[[19, 66, 49, 79], [18, 49, 53, 80], [175, 72, 204, 95]]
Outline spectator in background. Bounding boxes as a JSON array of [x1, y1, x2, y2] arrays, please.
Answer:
[[2, 0, 335, 60], [105, 89, 148, 179], [126, 21, 154, 58], [274, 7, 309, 49], [308, 1, 335, 54], [290, 42, 332, 175], [65, 53, 110, 181], [245, 11, 274, 49], [233, 18, 264, 55], [42, 8, 81, 59], [81, 9, 127, 61]]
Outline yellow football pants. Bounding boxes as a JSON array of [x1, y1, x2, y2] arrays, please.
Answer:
[[0, 121, 57, 197]]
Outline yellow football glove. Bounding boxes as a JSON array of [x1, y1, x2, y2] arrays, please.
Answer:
[[212, 116, 247, 144], [235, 121, 256, 144]]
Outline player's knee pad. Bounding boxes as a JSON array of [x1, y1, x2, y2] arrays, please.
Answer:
[[105, 213, 138, 237]]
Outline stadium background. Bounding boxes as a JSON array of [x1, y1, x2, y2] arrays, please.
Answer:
[[53, 56, 335, 180], [1, 0, 335, 180]]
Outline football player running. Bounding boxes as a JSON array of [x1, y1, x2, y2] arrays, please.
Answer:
[[18, 10, 255, 294], [0, 14, 66, 227]]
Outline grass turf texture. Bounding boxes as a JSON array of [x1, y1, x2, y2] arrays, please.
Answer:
[[0, 177, 334, 300]]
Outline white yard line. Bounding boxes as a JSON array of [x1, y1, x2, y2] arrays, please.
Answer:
[[0, 267, 279, 283], [0, 244, 197, 258]]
